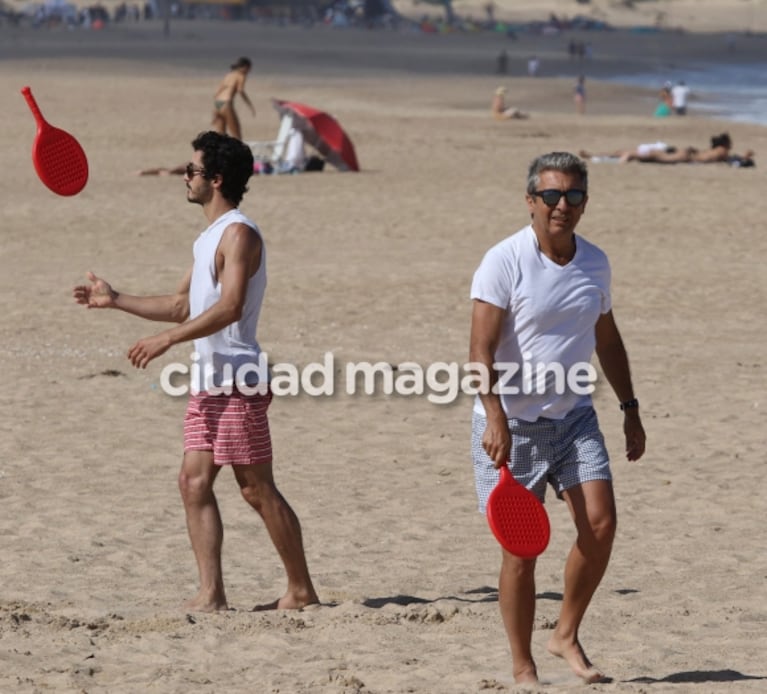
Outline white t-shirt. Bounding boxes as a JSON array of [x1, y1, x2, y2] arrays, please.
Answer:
[[671, 83, 690, 108], [470, 225, 611, 421]]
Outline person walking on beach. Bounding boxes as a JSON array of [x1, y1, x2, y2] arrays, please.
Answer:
[[573, 75, 586, 114], [671, 80, 690, 115], [654, 83, 673, 117], [469, 151, 646, 685], [212, 57, 256, 141], [73, 131, 319, 613]]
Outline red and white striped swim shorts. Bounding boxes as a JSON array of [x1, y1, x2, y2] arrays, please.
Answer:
[[184, 390, 273, 466]]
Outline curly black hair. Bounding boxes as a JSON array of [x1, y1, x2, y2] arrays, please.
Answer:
[[191, 131, 254, 206]]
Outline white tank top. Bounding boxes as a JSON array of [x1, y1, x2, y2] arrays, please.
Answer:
[[189, 208, 267, 394]]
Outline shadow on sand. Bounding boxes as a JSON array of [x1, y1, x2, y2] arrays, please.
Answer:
[[626, 669, 767, 685]]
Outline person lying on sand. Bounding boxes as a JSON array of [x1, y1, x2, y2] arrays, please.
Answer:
[[580, 142, 677, 163], [135, 164, 187, 176], [581, 134, 754, 166]]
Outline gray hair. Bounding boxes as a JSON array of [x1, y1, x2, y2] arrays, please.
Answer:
[[526, 152, 588, 195]]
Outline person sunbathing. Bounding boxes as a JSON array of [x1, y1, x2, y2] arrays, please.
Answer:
[[581, 134, 754, 166], [688, 133, 734, 162], [635, 133, 754, 165], [491, 87, 529, 120], [580, 142, 677, 163]]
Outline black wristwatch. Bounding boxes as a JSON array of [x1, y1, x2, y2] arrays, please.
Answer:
[[619, 398, 639, 411]]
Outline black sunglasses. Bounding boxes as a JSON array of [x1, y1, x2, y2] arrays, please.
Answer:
[[531, 189, 587, 207], [185, 163, 206, 178]]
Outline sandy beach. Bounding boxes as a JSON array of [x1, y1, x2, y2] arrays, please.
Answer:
[[1, 3, 766, 692]]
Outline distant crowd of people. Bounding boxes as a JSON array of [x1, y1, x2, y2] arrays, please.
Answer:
[[5, 1, 157, 28]]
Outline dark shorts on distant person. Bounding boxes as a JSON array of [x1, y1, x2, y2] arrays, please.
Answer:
[[184, 390, 273, 466], [471, 406, 611, 512]]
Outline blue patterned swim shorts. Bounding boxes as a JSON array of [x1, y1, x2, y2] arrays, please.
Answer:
[[471, 406, 611, 512]]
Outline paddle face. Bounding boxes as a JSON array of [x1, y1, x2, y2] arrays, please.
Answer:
[[21, 86, 88, 196], [486, 465, 551, 559]]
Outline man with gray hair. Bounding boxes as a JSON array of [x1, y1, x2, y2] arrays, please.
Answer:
[[469, 152, 646, 684]]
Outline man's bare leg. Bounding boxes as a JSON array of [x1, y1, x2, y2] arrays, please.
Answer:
[[499, 551, 539, 684], [548, 480, 616, 683], [178, 451, 228, 612], [234, 464, 319, 610]]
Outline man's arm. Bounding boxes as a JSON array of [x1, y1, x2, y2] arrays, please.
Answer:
[[73, 268, 191, 323], [469, 299, 509, 468], [594, 310, 646, 461], [127, 223, 261, 369]]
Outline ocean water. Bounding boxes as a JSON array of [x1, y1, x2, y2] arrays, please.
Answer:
[[602, 62, 767, 127]]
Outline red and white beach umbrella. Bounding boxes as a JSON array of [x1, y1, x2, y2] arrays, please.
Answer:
[[271, 98, 360, 172]]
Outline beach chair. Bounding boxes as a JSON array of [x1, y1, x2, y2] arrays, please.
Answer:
[[247, 114, 298, 173]]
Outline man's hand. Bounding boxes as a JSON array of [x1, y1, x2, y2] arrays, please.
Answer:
[[482, 414, 511, 469], [128, 333, 172, 369], [73, 271, 117, 309], [624, 413, 646, 461]]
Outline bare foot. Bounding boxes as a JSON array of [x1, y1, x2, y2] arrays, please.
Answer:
[[513, 663, 539, 685], [251, 591, 320, 611], [183, 592, 228, 613], [547, 634, 608, 683]]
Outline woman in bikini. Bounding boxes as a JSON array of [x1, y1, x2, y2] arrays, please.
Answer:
[[211, 57, 256, 141]]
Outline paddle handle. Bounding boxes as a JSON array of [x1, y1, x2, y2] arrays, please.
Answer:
[[499, 464, 514, 485], [21, 86, 46, 126]]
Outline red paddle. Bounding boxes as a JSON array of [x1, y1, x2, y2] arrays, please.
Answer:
[[21, 86, 88, 196], [486, 465, 551, 559]]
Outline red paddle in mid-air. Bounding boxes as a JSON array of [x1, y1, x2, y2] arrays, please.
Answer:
[[487, 465, 551, 559], [21, 86, 88, 196]]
